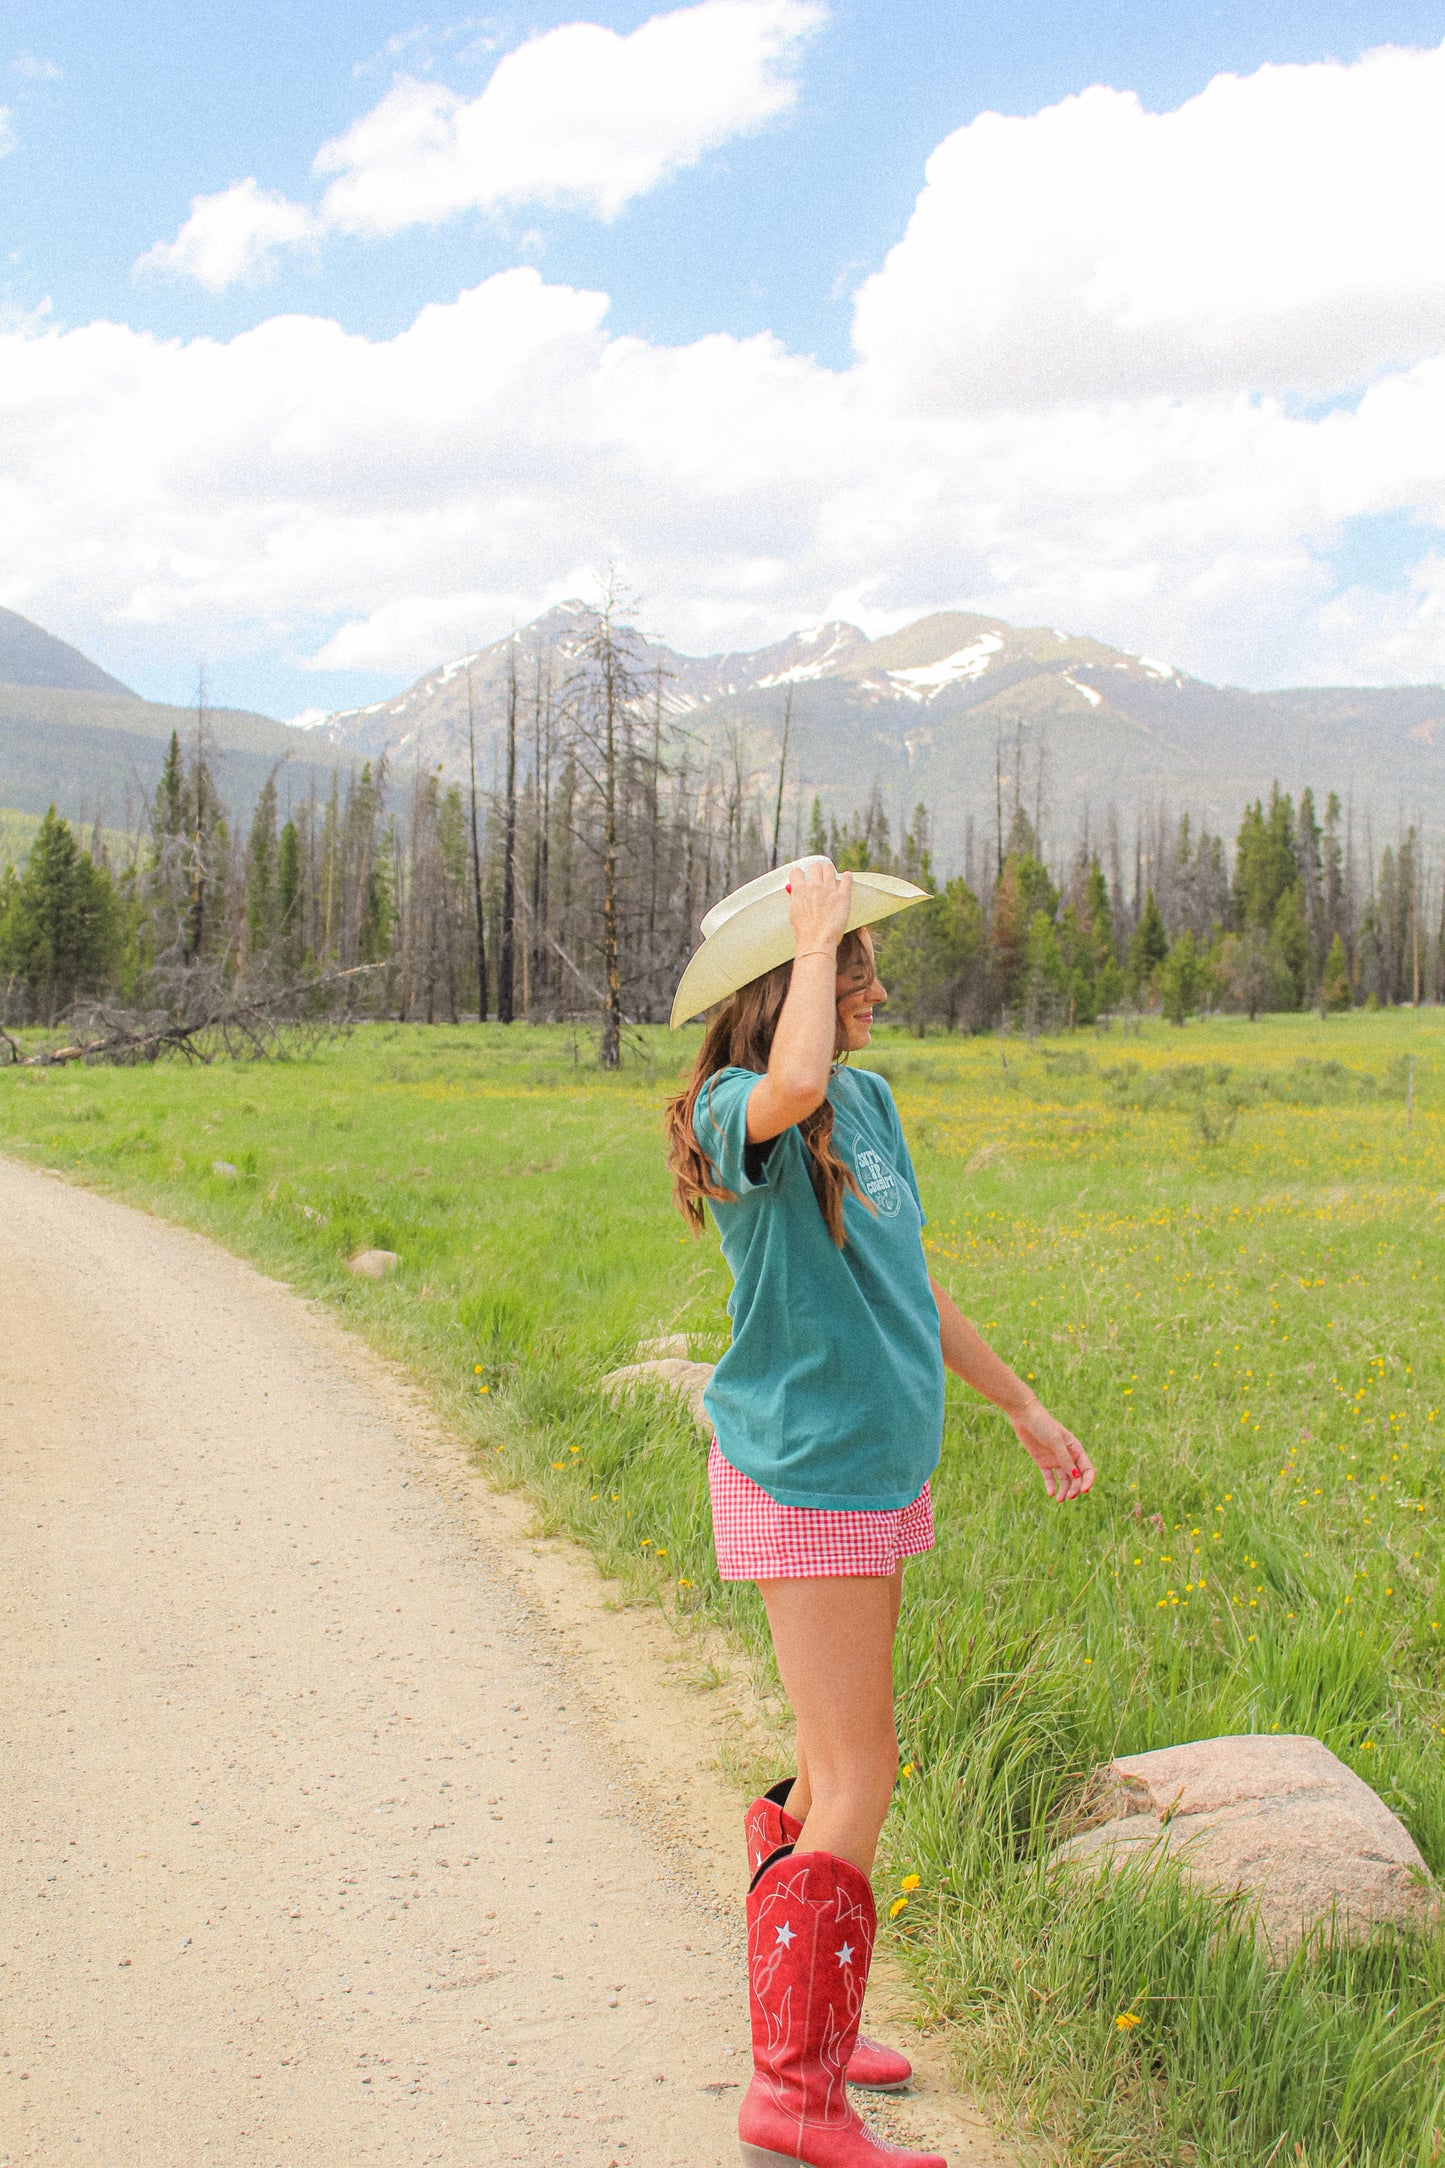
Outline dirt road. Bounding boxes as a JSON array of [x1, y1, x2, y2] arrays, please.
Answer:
[[0, 1158, 1004, 2168]]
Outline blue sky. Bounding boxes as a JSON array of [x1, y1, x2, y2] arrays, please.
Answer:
[[3, 1, 1445, 717]]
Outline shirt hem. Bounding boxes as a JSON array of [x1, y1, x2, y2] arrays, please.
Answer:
[[711, 1436, 939, 1515]]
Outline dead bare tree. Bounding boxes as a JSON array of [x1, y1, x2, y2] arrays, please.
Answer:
[[498, 639, 519, 1024], [466, 658, 489, 1021], [770, 685, 794, 870], [572, 583, 647, 1068]]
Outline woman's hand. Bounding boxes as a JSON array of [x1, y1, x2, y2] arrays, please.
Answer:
[[1010, 1401, 1094, 1502], [786, 858, 853, 956]]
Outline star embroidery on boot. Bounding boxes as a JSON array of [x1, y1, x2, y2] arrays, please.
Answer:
[[836, 1941, 855, 1966], [775, 1921, 795, 1948]]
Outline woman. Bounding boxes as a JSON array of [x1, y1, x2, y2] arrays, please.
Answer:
[[665, 856, 1094, 2168]]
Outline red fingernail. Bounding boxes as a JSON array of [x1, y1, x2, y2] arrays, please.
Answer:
[[785, 883, 792, 892]]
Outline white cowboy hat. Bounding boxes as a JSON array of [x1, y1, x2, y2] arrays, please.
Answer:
[[670, 856, 928, 1027]]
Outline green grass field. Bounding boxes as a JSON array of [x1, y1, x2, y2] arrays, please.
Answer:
[[3, 1009, 1444, 2166]]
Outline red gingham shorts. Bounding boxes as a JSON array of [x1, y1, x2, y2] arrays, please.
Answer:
[[708, 1439, 935, 1582]]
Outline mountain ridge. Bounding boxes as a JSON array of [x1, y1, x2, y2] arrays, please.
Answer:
[[0, 606, 137, 700], [315, 604, 1445, 853], [3, 602, 1445, 849]]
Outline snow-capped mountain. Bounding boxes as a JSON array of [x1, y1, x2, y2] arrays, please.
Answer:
[[312, 603, 1445, 847]]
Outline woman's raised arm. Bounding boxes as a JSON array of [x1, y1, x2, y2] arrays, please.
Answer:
[[745, 861, 853, 1143]]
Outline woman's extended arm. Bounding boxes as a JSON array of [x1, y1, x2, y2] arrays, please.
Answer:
[[930, 1275, 1094, 1502], [746, 861, 854, 1143]]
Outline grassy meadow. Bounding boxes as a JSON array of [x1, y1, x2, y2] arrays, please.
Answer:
[[3, 1008, 1445, 2166]]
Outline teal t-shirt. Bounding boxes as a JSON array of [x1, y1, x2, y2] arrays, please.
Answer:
[[694, 1064, 944, 1511]]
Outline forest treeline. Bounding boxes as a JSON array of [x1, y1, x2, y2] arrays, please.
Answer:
[[2, 601, 1442, 1052]]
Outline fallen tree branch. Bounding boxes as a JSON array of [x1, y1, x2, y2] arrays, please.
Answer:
[[4, 964, 387, 1068]]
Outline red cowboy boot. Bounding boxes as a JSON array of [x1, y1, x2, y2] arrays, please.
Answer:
[[739, 1848, 947, 2168], [744, 1784, 913, 2095]]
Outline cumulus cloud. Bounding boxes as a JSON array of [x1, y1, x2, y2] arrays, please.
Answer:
[[11, 55, 63, 81], [315, 0, 823, 232], [6, 253, 1445, 691], [135, 177, 316, 291], [25, 38, 1445, 693], [853, 38, 1445, 409], [138, 0, 823, 287]]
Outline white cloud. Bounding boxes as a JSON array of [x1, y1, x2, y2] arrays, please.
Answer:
[[23, 40, 1445, 695], [316, 0, 824, 232], [853, 38, 1445, 409], [11, 55, 63, 81], [139, 0, 823, 288], [135, 177, 316, 291], [0, 107, 14, 156], [7, 258, 1445, 693]]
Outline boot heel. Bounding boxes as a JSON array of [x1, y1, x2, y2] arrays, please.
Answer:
[[738, 2146, 803, 2168]]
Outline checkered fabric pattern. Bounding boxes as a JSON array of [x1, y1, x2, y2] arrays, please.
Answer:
[[708, 1439, 934, 1582]]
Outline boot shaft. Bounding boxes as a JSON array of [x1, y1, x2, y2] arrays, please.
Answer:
[[746, 1849, 877, 2128]]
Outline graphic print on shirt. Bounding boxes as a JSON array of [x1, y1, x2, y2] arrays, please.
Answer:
[[853, 1143, 901, 1217]]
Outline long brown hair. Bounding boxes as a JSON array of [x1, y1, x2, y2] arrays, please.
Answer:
[[664, 928, 870, 1248]]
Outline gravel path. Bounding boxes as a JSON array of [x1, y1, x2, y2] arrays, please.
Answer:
[[0, 1160, 748, 2167], [0, 1158, 1007, 2168]]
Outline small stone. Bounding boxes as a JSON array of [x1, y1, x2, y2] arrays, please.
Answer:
[[348, 1249, 402, 1280], [212, 1161, 239, 1179]]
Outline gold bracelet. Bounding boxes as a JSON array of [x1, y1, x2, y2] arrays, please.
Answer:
[[792, 946, 838, 960]]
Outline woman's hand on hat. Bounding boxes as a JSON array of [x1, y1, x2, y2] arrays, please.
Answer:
[[785, 858, 853, 956], [1010, 1400, 1094, 1502]]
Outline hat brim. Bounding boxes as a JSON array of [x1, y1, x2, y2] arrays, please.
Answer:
[[669, 873, 928, 1028]]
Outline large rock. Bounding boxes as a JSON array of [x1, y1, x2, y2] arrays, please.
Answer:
[[347, 1248, 401, 1281], [1052, 1733, 1440, 1954], [600, 1356, 715, 1432]]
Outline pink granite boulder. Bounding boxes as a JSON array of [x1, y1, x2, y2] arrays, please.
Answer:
[[1052, 1733, 1439, 1954]]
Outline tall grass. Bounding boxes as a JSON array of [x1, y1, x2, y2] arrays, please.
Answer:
[[3, 1008, 1444, 2163]]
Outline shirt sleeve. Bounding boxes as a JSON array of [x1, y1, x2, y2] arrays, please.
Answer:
[[692, 1068, 778, 1195]]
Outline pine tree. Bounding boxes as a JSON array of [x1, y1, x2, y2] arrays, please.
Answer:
[[1056, 902, 1097, 1026], [1022, 908, 1065, 1027], [244, 775, 279, 963], [1297, 786, 1324, 972], [1321, 931, 1351, 1013], [1128, 889, 1169, 998], [1084, 856, 1114, 960], [1269, 885, 1309, 1008], [1321, 791, 1345, 957], [276, 819, 302, 973], [1232, 786, 1299, 930], [156, 730, 184, 840], [1160, 929, 1203, 1025], [0, 806, 119, 1021]]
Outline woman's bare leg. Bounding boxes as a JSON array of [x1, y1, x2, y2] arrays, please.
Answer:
[[785, 1565, 904, 1834], [758, 1568, 903, 1876]]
